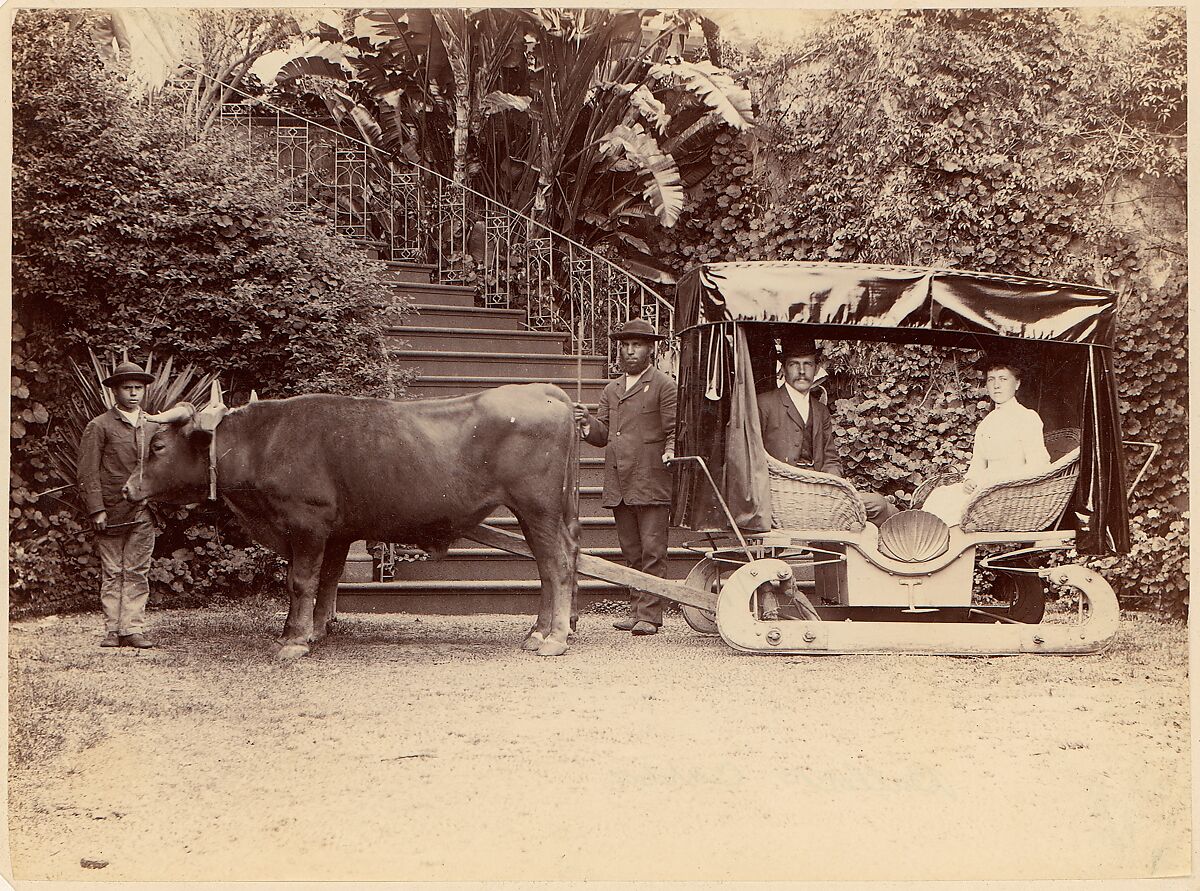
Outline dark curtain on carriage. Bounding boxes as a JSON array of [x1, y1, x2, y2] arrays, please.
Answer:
[[671, 323, 773, 533], [1076, 346, 1131, 554]]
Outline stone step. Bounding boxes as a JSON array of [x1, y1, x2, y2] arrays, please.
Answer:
[[386, 326, 570, 355], [381, 262, 436, 284], [409, 375, 610, 400], [408, 305, 526, 331], [394, 350, 608, 379], [390, 281, 477, 307], [578, 457, 605, 486]]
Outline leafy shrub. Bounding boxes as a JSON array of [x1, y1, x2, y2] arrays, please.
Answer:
[[10, 10, 407, 615], [1091, 511, 1190, 619]]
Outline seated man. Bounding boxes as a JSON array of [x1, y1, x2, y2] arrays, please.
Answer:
[[757, 336, 898, 526]]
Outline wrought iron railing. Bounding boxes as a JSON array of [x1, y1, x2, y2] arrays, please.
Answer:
[[205, 76, 673, 368]]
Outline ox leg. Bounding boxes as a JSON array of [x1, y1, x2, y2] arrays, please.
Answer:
[[277, 538, 326, 661], [312, 537, 351, 642], [515, 511, 578, 657]]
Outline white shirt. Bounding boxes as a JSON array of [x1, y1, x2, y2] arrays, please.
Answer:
[[783, 382, 811, 424], [624, 367, 651, 393], [967, 399, 1051, 483], [116, 407, 141, 427]]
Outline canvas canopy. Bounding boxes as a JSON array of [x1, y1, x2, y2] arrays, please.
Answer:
[[670, 262, 1129, 556], [674, 261, 1119, 347]]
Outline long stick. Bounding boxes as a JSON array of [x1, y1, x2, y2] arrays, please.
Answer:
[[575, 308, 584, 404]]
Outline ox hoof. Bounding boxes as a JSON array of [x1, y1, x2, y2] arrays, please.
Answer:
[[275, 643, 310, 661], [535, 637, 569, 657], [521, 631, 545, 652]]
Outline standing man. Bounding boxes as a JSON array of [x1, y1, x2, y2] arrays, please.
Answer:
[[574, 319, 677, 636], [758, 336, 898, 525], [77, 360, 162, 648]]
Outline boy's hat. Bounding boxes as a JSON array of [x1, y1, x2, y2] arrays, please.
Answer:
[[779, 334, 822, 361], [610, 318, 666, 341], [103, 361, 156, 387]]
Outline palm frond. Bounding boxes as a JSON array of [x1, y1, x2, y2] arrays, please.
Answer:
[[649, 60, 755, 130], [598, 123, 684, 227], [481, 91, 533, 116], [106, 8, 201, 95]]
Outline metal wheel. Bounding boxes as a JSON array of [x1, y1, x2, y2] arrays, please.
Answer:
[[993, 572, 1047, 624], [681, 556, 721, 635]]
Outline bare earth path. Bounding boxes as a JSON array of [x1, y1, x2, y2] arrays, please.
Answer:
[[6, 602, 1190, 883]]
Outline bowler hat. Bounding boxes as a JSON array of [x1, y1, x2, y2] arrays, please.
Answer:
[[779, 334, 822, 360], [102, 361, 156, 388], [610, 318, 666, 341]]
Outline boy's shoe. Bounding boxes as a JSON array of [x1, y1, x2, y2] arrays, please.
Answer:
[[100, 632, 120, 648], [631, 621, 659, 636], [612, 617, 639, 631], [119, 633, 154, 649]]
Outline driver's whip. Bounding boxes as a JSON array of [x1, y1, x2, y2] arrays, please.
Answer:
[[575, 311, 584, 405]]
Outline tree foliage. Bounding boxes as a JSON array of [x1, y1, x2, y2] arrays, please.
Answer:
[[267, 8, 754, 275], [658, 8, 1187, 613], [10, 10, 404, 615]]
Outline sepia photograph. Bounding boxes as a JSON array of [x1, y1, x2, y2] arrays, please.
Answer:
[[5, 3, 1191, 886]]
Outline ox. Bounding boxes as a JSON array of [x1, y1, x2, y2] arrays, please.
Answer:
[[124, 384, 581, 658]]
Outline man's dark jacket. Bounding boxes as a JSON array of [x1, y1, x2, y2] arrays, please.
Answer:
[[756, 385, 842, 476], [583, 366, 677, 507]]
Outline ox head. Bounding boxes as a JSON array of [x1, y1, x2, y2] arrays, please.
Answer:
[[123, 381, 228, 504]]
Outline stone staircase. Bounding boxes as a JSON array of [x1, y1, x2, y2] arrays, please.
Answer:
[[337, 261, 699, 615]]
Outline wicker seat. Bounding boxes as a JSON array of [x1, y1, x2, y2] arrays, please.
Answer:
[[1043, 427, 1082, 462], [960, 448, 1080, 532], [765, 452, 867, 532], [912, 428, 1082, 533], [911, 471, 961, 510]]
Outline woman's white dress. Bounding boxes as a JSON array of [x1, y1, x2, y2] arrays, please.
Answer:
[[922, 399, 1052, 526]]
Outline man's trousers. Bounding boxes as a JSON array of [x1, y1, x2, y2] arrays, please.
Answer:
[[95, 521, 156, 635], [611, 502, 670, 626]]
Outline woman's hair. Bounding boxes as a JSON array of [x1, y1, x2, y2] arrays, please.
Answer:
[[984, 361, 1023, 382]]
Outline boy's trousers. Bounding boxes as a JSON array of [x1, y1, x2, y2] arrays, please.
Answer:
[[95, 521, 156, 634]]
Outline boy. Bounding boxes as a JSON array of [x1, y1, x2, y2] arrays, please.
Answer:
[[77, 360, 161, 648]]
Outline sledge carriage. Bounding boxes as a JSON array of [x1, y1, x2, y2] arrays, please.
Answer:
[[657, 261, 1152, 655]]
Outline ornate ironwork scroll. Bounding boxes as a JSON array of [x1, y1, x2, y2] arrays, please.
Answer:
[[388, 169, 424, 262], [333, 141, 369, 241]]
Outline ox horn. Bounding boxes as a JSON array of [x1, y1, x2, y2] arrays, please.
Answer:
[[249, 390, 259, 403], [144, 403, 195, 425], [195, 380, 228, 433], [207, 380, 226, 410]]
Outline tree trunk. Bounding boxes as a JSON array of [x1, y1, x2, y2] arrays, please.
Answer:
[[433, 10, 471, 185], [700, 17, 721, 66]]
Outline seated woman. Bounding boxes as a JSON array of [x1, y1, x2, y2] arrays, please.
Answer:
[[922, 360, 1051, 526]]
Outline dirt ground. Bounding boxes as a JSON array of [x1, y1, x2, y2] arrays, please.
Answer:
[[5, 600, 1192, 884]]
